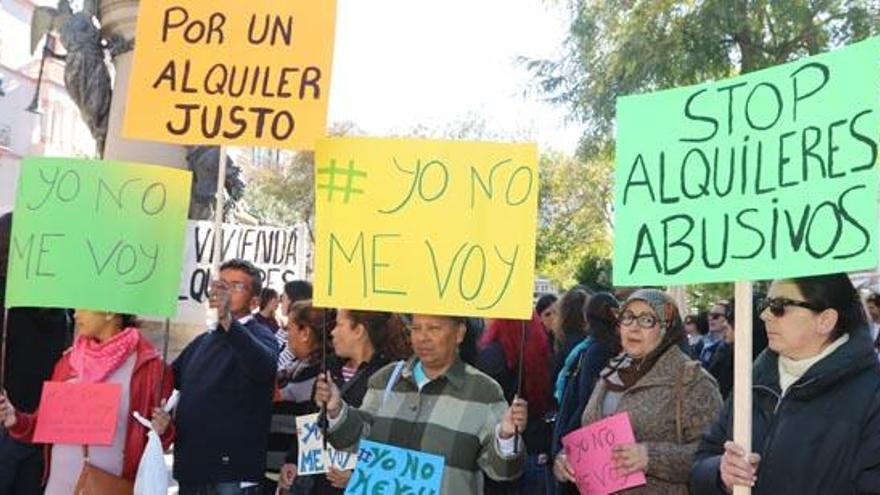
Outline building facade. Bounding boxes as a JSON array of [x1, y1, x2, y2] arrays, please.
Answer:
[[0, 0, 96, 212]]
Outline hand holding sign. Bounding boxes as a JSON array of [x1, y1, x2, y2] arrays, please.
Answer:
[[326, 467, 353, 489], [278, 463, 297, 491], [0, 391, 16, 428], [611, 443, 649, 477], [499, 396, 528, 439], [314, 372, 342, 419], [561, 412, 646, 495], [553, 452, 576, 484], [720, 441, 761, 490]]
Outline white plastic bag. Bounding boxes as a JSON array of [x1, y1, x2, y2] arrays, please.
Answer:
[[132, 390, 179, 495], [133, 427, 169, 495]]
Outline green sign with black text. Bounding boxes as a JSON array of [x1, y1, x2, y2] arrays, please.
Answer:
[[6, 157, 192, 317], [613, 37, 880, 285]]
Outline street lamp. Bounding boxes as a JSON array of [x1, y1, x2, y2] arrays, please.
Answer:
[[25, 36, 57, 114]]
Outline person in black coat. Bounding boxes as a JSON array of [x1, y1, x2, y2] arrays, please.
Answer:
[[548, 292, 620, 495], [691, 273, 880, 494], [0, 213, 73, 495], [172, 259, 280, 495], [704, 340, 733, 399]]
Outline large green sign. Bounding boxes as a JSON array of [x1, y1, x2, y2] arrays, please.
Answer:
[[613, 37, 880, 286], [6, 157, 192, 317]]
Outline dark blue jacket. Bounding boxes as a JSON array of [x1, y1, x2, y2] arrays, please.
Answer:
[[172, 318, 279, 484], [692, 328, 880, 495], [549, 338, 616, 495]]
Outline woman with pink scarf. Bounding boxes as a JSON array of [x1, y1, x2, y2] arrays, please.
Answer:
[[0, 310, 175, 494]]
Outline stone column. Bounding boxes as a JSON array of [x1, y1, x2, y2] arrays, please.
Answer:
[[99, 0, 187, 168], [99, 0, 202, 358]]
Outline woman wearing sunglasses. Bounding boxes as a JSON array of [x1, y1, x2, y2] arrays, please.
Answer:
[[692, 273, 880, 494], [554, 289, 722, 494]]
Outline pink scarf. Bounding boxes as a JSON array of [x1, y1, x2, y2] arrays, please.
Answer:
[[69, 327, 140, 383]]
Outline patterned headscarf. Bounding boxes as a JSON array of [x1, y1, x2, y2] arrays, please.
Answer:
[[602, 289, 686, 391]]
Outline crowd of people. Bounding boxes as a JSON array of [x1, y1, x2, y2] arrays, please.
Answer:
[[1, 208, 880, 494]]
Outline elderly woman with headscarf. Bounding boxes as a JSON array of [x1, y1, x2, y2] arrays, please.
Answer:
[[554, 289, 722, 494]]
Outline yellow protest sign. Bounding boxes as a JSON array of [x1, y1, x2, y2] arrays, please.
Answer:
[[124, 0, 336, 148], [314, 138, 538, 319]]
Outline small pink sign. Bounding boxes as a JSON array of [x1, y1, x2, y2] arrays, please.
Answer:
[[561, 412, 647, 495], [33, 382, 122, 445]]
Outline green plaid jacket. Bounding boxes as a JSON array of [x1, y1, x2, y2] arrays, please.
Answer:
[[327, 355, 526, 493]]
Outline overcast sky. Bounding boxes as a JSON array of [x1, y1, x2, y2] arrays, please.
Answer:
[[327, 0, 582, 153]]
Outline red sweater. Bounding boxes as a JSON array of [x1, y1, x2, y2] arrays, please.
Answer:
[[9, 332, 175, 481]]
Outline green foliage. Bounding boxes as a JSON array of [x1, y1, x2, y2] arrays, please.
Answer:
[[537, 150, 613, 286], [526, 0, 879, 288], [686, 282, 734, 313], [528, 0, 880, 159], [574, 251, 614, 292], [244, 149, 315, 236], [243, 123, 358, 239]]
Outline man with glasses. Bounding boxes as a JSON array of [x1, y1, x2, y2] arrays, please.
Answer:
[[172, 259, 280, 495], [696, 300, 734, 399], [697, 301, 730, 367]]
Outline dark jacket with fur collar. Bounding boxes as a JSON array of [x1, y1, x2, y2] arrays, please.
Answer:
[[692, 328, 880, 494]]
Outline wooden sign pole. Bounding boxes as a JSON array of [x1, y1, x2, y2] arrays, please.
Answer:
[[732, 281, 753, 495], [212, 146, 228, 275]]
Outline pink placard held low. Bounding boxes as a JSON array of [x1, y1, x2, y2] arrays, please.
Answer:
[[33, 382, 122, 445], [561, 411, 647, 495]]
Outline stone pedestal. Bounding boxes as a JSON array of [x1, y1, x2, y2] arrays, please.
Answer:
[[100, 0, 187, 168], [99, 0, 202, 358]]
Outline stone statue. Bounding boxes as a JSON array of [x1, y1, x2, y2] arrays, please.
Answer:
[[31, 0, 115, 156], [185, 146, 247, 221]]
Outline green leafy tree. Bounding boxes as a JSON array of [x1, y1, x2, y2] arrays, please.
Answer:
[[537, 150, 613, 286], [528, 0, 879, 293], [243, 122, 359, 241], [574, 252, 614, 292], [528, 0, 880, 159], [687, 283, 734, 314]]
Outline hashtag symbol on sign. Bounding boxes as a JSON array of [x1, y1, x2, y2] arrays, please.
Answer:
[[317, 159, 367, 203]]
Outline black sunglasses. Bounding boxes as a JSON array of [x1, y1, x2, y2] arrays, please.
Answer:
[[758, 297, 821, 317]]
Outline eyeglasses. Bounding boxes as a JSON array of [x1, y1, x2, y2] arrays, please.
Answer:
[[207, 281, 250, 296], [708, 312, 726, 320], [619, 311, 659, 329], [758, 297, 820, 317]]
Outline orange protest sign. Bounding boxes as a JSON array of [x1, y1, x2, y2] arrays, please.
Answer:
[[124, 0, 337, 149]]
